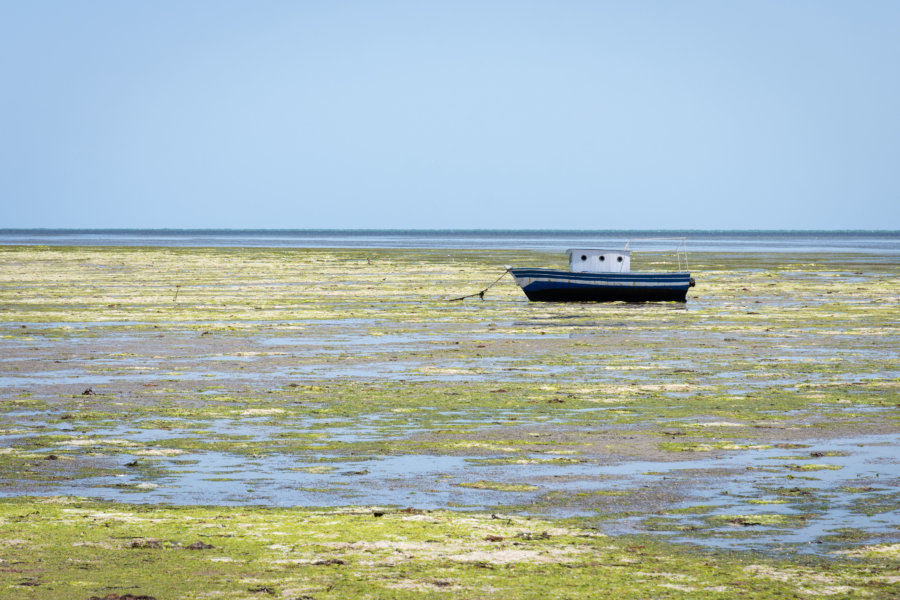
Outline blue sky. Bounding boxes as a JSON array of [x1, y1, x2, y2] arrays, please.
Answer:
[[1, 1, 898, 229]]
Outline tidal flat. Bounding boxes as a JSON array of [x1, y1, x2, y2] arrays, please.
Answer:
[[0, 245, 898, 599]]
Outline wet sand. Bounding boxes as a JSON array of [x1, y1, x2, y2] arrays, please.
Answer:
[[2, 246, 897, 552], [0, 246, 898, 598]]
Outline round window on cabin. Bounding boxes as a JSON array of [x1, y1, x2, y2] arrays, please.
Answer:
[[581, 255, 587, 261], [617, 256, 623, 262], [599, 255, 605, 261]]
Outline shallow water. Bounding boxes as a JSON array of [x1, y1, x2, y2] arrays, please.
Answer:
[[5, 429, 896, 554], [3, 229, 899, 253]]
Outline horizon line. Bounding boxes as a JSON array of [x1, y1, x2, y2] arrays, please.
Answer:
[[2, 228, 899, 234]]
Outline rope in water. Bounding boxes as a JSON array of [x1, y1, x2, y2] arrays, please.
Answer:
[[448, 268, 511, 301]]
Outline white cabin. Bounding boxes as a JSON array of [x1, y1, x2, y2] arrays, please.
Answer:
[[567, 249, 631, 273]]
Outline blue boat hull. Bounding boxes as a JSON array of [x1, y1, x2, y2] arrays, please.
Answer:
[[509, 268, 692, 302]]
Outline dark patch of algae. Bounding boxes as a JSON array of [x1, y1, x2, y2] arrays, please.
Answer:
[[1, 246, 899, 598]]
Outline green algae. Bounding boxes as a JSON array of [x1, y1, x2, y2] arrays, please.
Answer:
[[849, 491, 900, 517], [704, 513, 808, 529], [785, 463, 844, 472], [659, 441, 774, 453], [455, 481, 539, 492], [1, 497, 897, 600], [1, 245, 898, 594]]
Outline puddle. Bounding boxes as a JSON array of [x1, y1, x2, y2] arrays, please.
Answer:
[[262, 332, 450, 348], [589, 434, 899, 553]]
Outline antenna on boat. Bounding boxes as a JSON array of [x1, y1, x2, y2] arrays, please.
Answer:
[[624, 237, 688, 271]]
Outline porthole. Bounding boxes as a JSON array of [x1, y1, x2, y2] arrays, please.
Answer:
[[599, 255, 605, 261], [581, 255, 587, 261], [617, 256, 623, 262]]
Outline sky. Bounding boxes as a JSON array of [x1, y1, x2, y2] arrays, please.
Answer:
[[1, 1, 898, 230]]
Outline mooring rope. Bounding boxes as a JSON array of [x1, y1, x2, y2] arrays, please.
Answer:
[[448, 268, 511, 301]]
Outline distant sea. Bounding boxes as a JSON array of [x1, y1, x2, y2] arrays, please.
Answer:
[[1, 229, 898, 254]]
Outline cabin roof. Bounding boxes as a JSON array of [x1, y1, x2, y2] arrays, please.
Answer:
[[566, 248, 631, 256]]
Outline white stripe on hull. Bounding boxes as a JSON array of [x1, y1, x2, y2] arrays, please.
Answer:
[[513, 276, 685, 289]]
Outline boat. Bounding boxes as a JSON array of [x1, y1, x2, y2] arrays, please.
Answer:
[[509, 238, 695, 302]]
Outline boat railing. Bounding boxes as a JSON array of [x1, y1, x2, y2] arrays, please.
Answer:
[[623, 237, 689, 272]]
